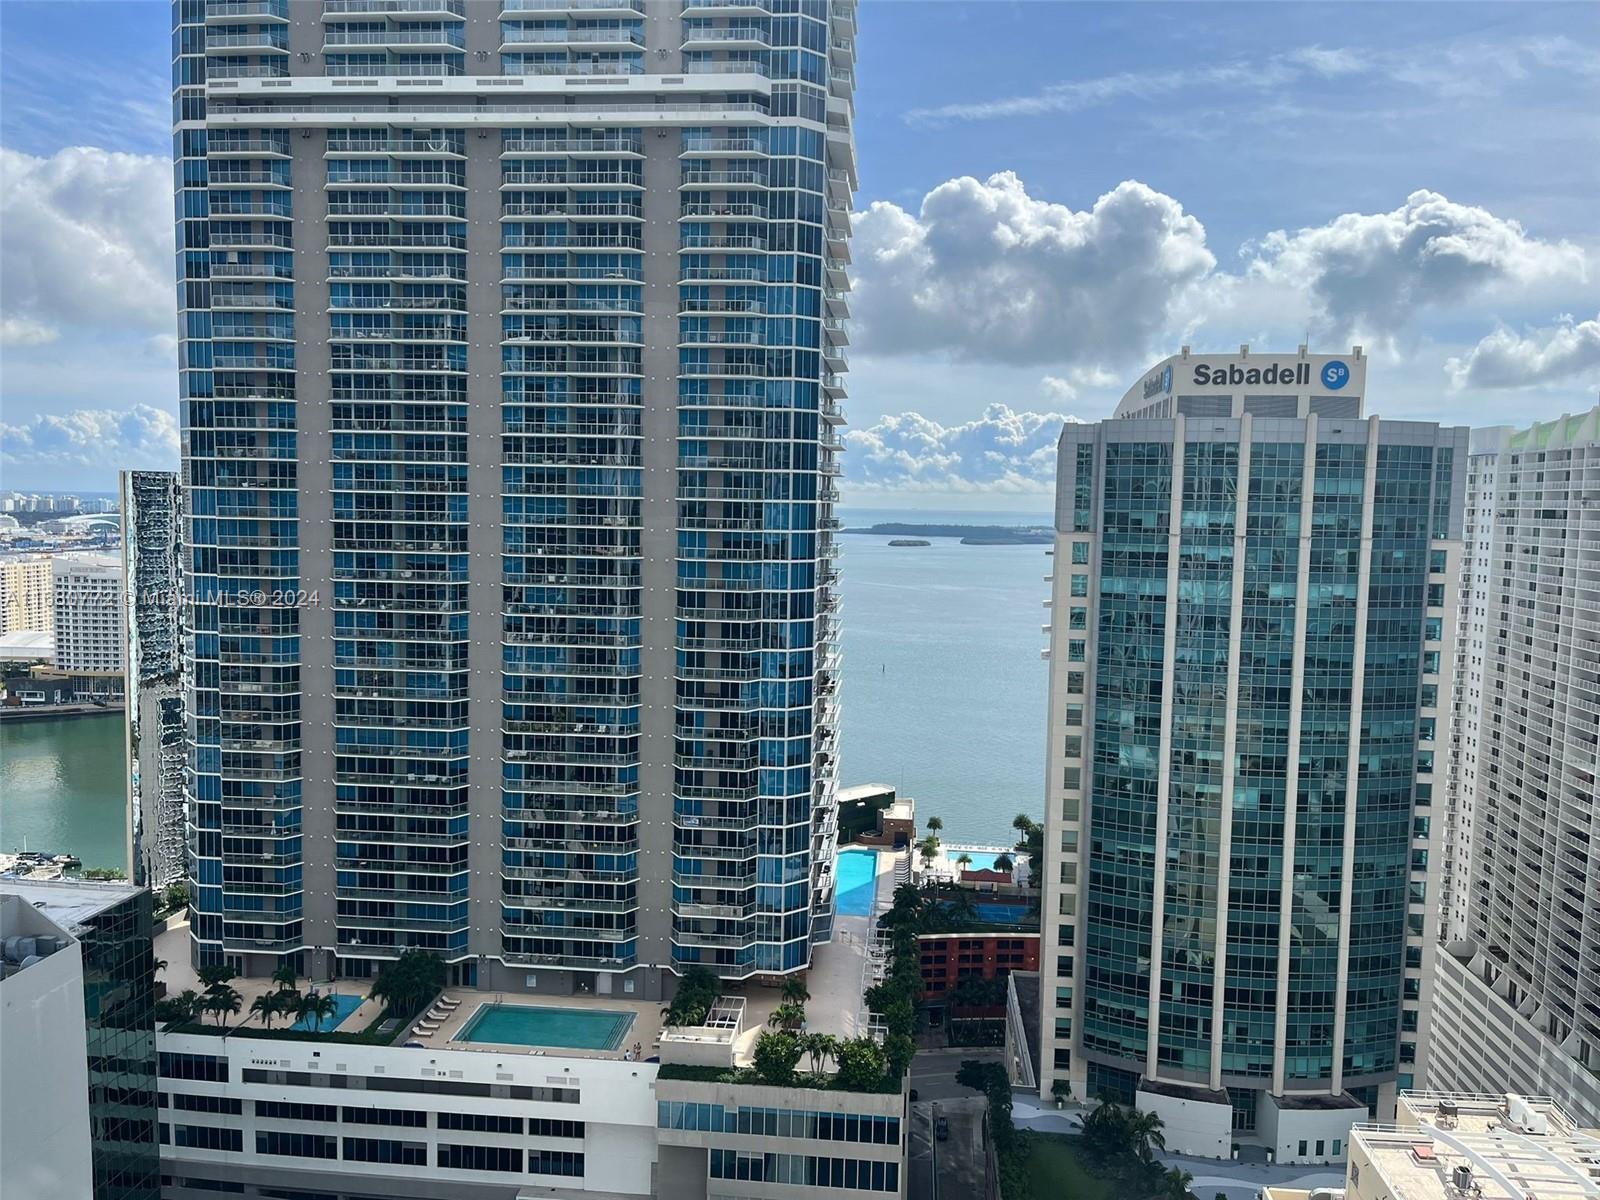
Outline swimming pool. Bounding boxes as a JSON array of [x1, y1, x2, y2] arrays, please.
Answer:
[[973, 901, 1034, 926], [288, 992, 362, 1033], [954, 851, 1003, 872], [455, 1003, 635, 1051], [836, 848, 879, 917]]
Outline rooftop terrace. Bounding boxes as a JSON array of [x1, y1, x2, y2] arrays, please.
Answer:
[[1348, 1092, 1600, 1200], [153, 847, 896, 1070]]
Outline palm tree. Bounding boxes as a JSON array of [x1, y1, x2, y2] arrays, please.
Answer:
[[1012, 812, 1035, 836], [768, 1002, 806, 1031], [926, 816, 943, 837], [298, 993, 339, 1033], [802, 1031, 839, 1076], [1128, 1109, 1167, 1163], [954, 852, 973, 871], [170, 989, 203, 1026], [271, 963, 299, 993], [917, 836, 939, 868], [249, 993, 281, 1030], [206, 985, 242, 1029], [781, 977, 811, 1006], [1162, 1167, 1194, 1200]]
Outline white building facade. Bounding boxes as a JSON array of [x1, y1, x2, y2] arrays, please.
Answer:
[[52, 553, 126, 675], [156, 1031, 904, 1200], [1039, 347, 1466, 1160], [1428, 406, 1600, 1126], [0, 554, 55, 635]]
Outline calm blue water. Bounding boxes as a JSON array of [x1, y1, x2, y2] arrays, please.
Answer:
[[288, 992, 362, 1032], [835, 848, 879, 917], [457, 1003, 634, 1050], [837, 507, 1051, 845]]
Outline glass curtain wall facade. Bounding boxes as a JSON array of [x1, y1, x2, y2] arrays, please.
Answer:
[[84, 888, 163, 1200], [172, 0, 854, 994], [1038, 353, 1464, 1141]]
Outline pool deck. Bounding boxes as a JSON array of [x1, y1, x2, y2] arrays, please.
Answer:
[[156, 919, 375, 1035], [153, 846, 906, 1059]]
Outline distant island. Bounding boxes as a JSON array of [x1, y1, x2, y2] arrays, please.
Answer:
[[843, 522, 1053, 546], [887, 538, 931, 547]]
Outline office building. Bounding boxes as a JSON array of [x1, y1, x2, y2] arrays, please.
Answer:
[[122, 471, 188, 891], [172, 0, 854, 990], [53, 553, 126, 675], [0, 553, 55, 634], [1038, 347, 1465, 1159], [0, 879, 161, 1200], [1429, 407, 1600, 1125]]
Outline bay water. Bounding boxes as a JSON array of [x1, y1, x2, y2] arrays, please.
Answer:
[[0, 507, 1050, 865]]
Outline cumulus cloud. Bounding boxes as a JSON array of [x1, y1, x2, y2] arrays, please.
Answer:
[[844, 403, 1082, 494], [1446, 313, 1600, 389], [1236, 190, 1587, 344], [0, 146, 172, 344], [852, 173, 1214, 366], [1, 405, 179, 476], [851, 177, 1587, 370]]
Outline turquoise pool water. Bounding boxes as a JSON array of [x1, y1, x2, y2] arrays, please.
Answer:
[[288, 992, 362, 1032], [456, 1003, 635, 1051], [836, 848, 879, 917]]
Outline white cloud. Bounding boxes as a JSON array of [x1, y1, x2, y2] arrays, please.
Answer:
[[851, 176, 1587, 372], [1, 404, 179, 477], [0, 146, 173, 344], [852, 173, 1214, 367], [1234, 190, 1587, 345], [844, 403, 1082, 494], [0, 317, 60, 347], [906, 35, 1600, 124], [1446, 313, 1600, 390]]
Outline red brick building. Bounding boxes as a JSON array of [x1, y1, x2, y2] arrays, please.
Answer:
[[918, 932, 1040, 1011]]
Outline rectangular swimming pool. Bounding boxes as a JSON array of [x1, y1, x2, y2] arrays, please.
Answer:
[[836, 848, 879, 918], [455, 1003, 635, 1051], [288, 992, 362, 1033]]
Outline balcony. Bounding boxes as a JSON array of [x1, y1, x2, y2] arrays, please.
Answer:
[[503, 60, 644, 77], [324, 29, 465, 48], [681, 27, 770, 48], [320, 0, 465, 15], [502, 28, 643, 46]]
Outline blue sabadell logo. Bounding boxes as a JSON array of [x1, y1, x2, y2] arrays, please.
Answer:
[[1161, 365, 1172, 393], [1321, 360, 1351, 390]]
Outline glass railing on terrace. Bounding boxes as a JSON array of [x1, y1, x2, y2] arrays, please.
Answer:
[[323, 0, 465, 16]]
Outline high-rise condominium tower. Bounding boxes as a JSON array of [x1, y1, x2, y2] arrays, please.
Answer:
[[173, 0, 854, 995], [1430, 406, 1600, 1125], [1038, 348, 1465, 1161]]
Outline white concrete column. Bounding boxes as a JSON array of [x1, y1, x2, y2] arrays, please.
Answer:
[[1330, 417, 1382, 1095], [1272, 415, 1318, 1095], [1145, 415, 1186, 1078], [1209, 418, 1251, 1091]]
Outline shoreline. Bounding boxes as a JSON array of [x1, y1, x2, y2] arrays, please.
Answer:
[[0, 703, 124, 723]]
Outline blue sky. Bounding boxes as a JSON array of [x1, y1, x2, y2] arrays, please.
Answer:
[[2, 1, 1597, 504]]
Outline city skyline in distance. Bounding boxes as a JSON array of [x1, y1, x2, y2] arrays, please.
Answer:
[[1, 1, 1596, 502]]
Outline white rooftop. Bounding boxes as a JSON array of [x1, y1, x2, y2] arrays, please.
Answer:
[[0, 878, 142, 933], [1350, 1092, 1600, 1200]]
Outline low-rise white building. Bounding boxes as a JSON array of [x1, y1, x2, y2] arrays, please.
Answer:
[[156, 920, 908, 1200]]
